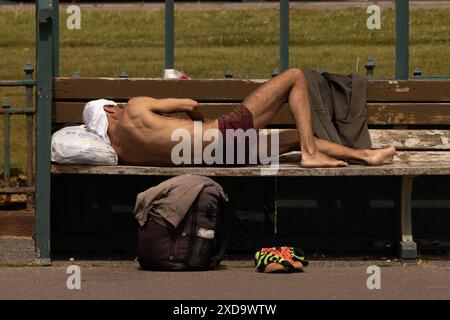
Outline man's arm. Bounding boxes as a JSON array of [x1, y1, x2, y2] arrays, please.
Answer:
[[128, 96, 204, 121], [128, 96, 197, 113]]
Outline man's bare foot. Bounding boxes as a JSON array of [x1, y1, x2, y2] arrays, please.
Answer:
[[300, 151, 348, 168], [363, 146, 396, 166]]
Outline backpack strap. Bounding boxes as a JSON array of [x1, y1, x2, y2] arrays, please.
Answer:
[[209, 198, 231, 268], [186, 196, 199, 261]]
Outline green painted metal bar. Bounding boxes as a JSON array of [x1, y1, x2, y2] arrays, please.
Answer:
[[0, 187, 35, 194], [24, 63, 34, 113], [395, 0, 409, 79], [411, 76, 450, 80], [35, 0, 54, 265], [0, 80, 36, 86], [25, 62, 35, 210], [0, 108, 35, 114], [165, 0, 175, 70], [2, 100, 11, 188], [280, 0, 290, 72], [52, 0, 59, 76]]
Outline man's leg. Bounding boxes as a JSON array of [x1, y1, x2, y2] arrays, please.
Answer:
[[243, 68, 346, 167], [278, 129, 395, 166]]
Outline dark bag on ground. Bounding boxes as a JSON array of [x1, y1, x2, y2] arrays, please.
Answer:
[[135, 175, 229, 271]]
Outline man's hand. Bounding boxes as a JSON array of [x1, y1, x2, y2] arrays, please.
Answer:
[[184, 99, 205, 121], [183, 99, 199, 110]]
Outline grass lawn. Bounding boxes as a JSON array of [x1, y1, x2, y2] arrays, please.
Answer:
[[0, 6, 449, 170]]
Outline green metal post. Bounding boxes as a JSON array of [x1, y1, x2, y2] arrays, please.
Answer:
[[165, 0, 175, 70], [52, 0, 59, 76], [24, 62, 35, 210], [280, 0, 290, 72], [2, 100, 11, 188], [35, 0, 54, 265], [24, 62, 34, 108], [395, 0, 409, 79]]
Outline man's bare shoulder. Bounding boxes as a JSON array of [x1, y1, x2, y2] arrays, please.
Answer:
[[124, 97, 157, 116], [127, 96, 157, 106]]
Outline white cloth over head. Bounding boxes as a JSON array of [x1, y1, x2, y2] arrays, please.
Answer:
[[82, 99, 117, 144]]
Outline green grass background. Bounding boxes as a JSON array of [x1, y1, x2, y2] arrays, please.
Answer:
[[0, 6, 449, 170]]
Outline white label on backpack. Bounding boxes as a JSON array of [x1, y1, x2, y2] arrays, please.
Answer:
[[198, 228, 215, 239]]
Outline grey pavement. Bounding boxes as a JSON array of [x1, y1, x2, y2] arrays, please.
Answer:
[[1, 258, 449, 300]]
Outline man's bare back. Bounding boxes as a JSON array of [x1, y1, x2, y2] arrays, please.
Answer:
[[106, 97, 218, 165]]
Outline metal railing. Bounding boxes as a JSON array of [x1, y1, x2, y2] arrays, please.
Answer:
[[164, 0, 410, 77], [40, 0, 412, 79], [0, 62, 36, 209]]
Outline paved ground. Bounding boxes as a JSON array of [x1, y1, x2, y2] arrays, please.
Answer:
[[1, 257, 449, 300]]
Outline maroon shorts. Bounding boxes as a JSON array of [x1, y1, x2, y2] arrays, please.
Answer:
[[217, 104, 255, 164]]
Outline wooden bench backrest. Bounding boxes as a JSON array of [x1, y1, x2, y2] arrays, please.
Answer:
[[52, 78, 450, 150]]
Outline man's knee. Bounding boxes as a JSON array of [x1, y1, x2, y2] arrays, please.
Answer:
[[286, 68, 305, 84]]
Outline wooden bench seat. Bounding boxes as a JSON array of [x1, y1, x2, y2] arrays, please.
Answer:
[[51, 151, 450, 177], [51, 77, 450, 260]]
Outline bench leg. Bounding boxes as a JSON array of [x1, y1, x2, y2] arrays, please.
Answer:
[[399, 176, 417, 260], [35, 202, 51, 266]]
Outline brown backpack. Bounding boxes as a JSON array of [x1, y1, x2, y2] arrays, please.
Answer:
[[137, 185, 230, 271]]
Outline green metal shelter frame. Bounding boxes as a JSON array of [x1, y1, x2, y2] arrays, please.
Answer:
[[34, 0, 411, 264]]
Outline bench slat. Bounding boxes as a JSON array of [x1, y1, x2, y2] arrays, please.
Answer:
[[368, 103, 450, 125], [53, 78, 261, 102], [53, 78, 450, 102], [51, 100, 450, 150], [51, 151, 450, 177], [367, 80, 450, 102], [53, 101, 450, 126], [278, 150, 450, 164], [370, 129, 450, 150]]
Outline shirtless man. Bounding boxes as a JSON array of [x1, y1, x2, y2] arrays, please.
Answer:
[[83, 68, 395, 167]]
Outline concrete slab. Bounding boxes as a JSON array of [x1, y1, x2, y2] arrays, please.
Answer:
[[0, 237, 35, 265]]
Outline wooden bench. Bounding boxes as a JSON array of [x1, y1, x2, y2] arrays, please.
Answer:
[[51, 77, 450, 260]]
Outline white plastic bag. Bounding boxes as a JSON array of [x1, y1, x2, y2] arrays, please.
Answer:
[[51, 125, 118, 165]]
